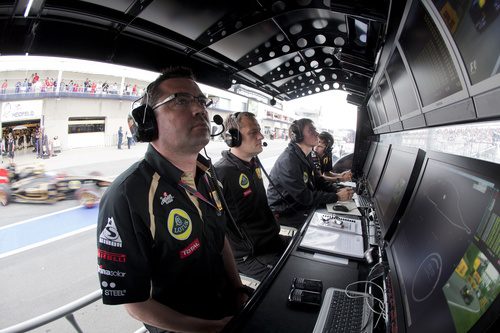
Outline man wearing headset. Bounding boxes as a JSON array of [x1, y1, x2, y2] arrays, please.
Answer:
[[214, 112, 289, 281], [97, 67, 248, 333], [267, 118, 354, 227], [311, 131, 352, 182]]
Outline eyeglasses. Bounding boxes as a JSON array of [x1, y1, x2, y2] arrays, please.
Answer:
[[152, 92, 213, 110]]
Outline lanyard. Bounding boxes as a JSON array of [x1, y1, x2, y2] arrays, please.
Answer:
[[177, 175, 220, 213]]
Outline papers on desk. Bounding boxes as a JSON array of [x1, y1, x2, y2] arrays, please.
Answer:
[[339, 181, 356, 188], [299, 212, 365, 259], [326, 200, 362, 216]]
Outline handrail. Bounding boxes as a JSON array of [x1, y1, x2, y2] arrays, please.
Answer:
[[0, 290, 146, 333]]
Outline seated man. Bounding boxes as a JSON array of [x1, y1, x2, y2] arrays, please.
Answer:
[[311, 131, 352, 182], [214, 112, 289, 281], [267, 119, 353, 228]]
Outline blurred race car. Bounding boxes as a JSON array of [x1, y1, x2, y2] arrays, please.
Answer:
[[0, 165, 112, 207]]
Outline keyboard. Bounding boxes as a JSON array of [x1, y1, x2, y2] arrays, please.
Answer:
[[313, 287, 373, 333], [354, 194, 372, 208]]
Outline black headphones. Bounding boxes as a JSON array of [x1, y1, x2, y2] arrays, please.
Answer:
[[289, 120, 304, 143], [129, 92, 158, 142], [319, 131, 334, 153], [223, 112, 242, 148]]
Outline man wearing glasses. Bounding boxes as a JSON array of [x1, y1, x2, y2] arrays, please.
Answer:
[[267, 118, 354, 227], [97, 67, 248, 333]]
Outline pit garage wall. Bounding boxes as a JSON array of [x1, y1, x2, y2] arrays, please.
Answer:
[[42, 98, 133, 150]]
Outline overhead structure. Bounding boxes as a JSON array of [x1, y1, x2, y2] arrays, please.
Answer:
[[0, 0, 389, 102]]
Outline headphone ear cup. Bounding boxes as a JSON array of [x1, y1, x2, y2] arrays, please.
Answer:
[[290, 125, 303, 143], [224, 128, 241, 147], [131, 105, 158, 142]]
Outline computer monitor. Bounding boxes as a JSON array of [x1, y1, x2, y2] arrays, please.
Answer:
[[362, 141, 379, 179], [366, 143, 391, 196], [399, 0, 466, 110], [386, 150, 500, 332], [372, 146, 425, 241]]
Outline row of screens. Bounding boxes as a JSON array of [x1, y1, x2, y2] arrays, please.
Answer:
[[360, 141, 499, 332], [368, 0, 499, 131]]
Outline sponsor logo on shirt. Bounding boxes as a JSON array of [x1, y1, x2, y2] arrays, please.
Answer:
[[98, 249, 126, 262], [101, 281, 126, 297], [243, 188, 252, 197], [303, 171, 308, 183], [98, 265, 126, 277], [168, 208, 192, 240], [239, 173, 250, 189], [179, 238, 201, 259], [99, 217, 122, 247], [160, 192, 174, 205], [255, 167, 262, 179], [323, 156, 329, 165]]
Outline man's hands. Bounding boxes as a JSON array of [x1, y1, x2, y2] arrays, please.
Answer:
[[336, 187, 354, 201]]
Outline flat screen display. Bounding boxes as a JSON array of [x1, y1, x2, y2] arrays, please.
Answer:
[[373, 88, 388, 125], [362, 141, 378, 177], [432, 0, 500, 85], [400, 0, 463, 106], [372, 146, 424, 240], [380, 76, 400, 122], [367, 143, 390, 196], [389, 151, 500, 332], [386, 48, 420, 116]]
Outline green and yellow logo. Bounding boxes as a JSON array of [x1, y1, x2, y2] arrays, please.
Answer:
[[303, 171, 309, 183], [239, 173, 250, 189], [167, 208, 192, 240]]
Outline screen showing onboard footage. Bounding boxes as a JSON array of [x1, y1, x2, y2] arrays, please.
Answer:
[[386, 48, 420, 117], [372, 146, 424, 240], [399, 0, 463, 107], [389, 151, 500, 332], [380, 76, 400, 122], [432, 0, 500, 85]]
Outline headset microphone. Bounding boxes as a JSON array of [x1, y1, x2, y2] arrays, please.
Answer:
[[210, 115, 225, 137], [262, 142, 268, 147], [212, 114, 223, 125]]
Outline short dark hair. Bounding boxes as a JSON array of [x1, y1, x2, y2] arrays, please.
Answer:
[[143, 66, 196, 107], [224, 112, 256, 131], [289, 118, 313, 141], [318, 131, 334, 151]]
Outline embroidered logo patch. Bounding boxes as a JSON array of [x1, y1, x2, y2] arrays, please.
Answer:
[[303, 171, 308, 183], [99, 217, 122, 248], [160, 192, 174, 205], [168, 208, 192, 240], [239, 173, 250, 189], [179, 238, 201, 259], [323, 156, 329, 165], [255, 167, 262, 179]]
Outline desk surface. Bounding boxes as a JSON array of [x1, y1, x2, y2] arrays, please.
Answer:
[[227, 208, 372, 333]]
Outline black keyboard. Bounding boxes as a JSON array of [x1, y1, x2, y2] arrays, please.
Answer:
[[313, 287, 373, 333], [354, 194, 371, 208]]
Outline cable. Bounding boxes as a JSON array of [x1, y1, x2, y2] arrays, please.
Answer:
[[255, 156, 299, 214]]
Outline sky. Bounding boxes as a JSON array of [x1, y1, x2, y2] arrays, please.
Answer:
[[285, 90, 358, 131]]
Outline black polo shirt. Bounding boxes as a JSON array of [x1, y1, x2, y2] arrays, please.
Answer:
[[97, 145, 234, 320], [214, 150, 281, 259]]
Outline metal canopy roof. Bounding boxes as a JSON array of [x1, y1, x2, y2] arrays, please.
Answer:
[[0, 0, 388, 102]]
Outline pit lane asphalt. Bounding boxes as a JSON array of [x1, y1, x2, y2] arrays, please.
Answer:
[[0, 139, 284, 332]]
